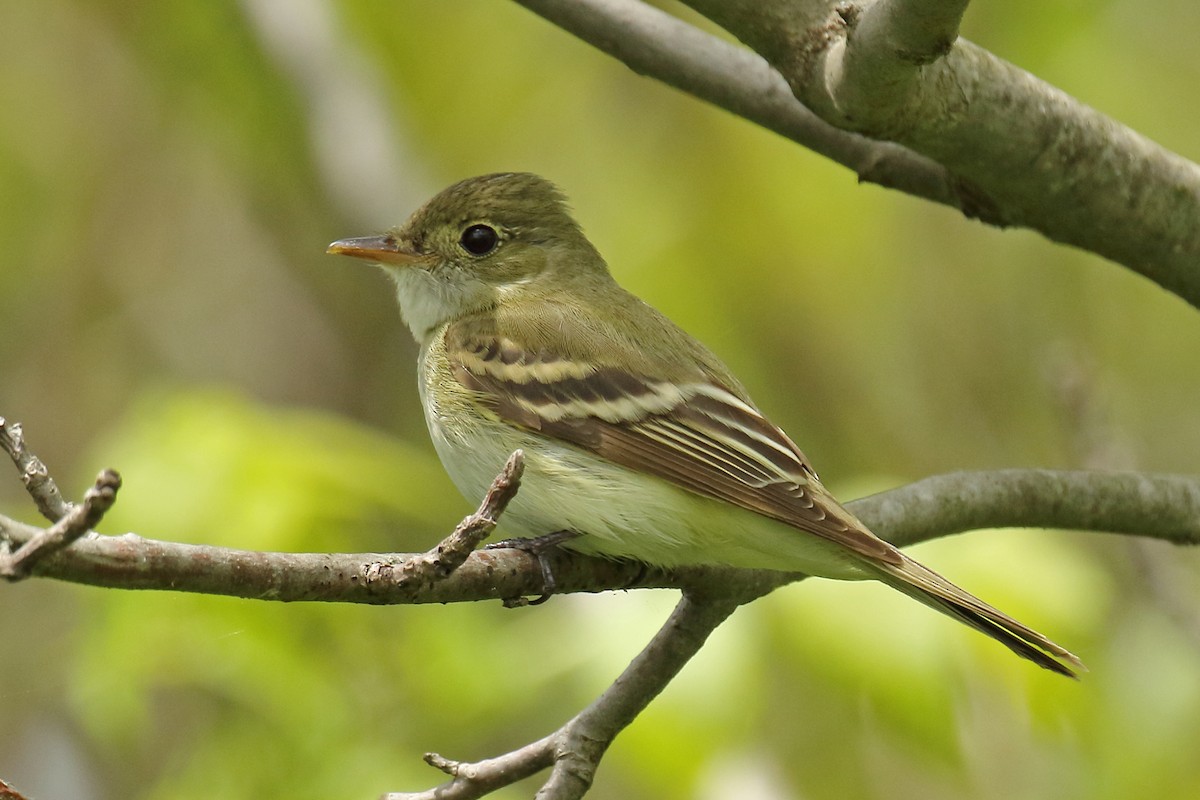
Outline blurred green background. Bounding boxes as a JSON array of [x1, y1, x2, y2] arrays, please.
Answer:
[[2, 1, 1200, 798]]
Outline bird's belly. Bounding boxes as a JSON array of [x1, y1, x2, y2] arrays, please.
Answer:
[[422, 397, 865, 580]]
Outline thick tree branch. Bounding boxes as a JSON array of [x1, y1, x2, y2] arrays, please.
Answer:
[[513, 0, 962, 210], [687, 0, 1200, 305], [515, 0, 1200, 309], [842, 0, 971, 71]]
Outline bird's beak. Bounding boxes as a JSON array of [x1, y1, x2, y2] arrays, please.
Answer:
[[326, 235, 424, 265]]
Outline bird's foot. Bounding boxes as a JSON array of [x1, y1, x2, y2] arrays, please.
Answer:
[[485, 530, 581, 606]]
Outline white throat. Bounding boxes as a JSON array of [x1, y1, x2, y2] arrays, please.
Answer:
[[389, 266, 504, 344], [388, 268, 459, 343], [388, 266, 542, 343]]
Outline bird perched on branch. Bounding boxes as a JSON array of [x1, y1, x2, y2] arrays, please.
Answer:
[[329, 172, 1082, 677]]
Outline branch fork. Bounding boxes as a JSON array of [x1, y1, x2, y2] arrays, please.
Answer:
[[0, 418, 122, 581], [362, 450, 525, 592]]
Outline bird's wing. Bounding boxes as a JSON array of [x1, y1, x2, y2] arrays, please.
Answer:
[[445, 323, 1085, 676], [445, 325, 901, 565]]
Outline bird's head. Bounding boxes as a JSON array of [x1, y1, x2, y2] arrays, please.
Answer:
[[329, 172, 604, 342]]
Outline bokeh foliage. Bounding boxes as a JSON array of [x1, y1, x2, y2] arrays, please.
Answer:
[[2, 1, 1200, 798]]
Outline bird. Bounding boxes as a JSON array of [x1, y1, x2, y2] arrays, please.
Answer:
[[328, 172, 1082, 677]]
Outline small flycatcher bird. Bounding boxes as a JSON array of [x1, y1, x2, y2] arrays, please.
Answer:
[[329, 172, 1081, 677]]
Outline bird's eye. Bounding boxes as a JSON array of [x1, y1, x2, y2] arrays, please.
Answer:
[[460, 224, 499, 256]]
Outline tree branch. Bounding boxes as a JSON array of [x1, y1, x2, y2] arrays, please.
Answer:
[[2, 467, 1195, 602], [0, 469, 121, 581], [694, 0, 1200, 305], [0, 776, 32, 800], [0, 416, 71, 522], [532, 588, 752, 799], [384, 588, 759, 800], [515, 0, 1200, 309], [512, 0, 963, 211], [860, 468, 1200, 549], [383, 450, 525, 592], [846, 0, 971, 70]]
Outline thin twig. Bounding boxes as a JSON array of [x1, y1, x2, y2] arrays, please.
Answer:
[[381, 735, 557, 800], [0, 776, 32, 800], [383, 588, 759, 800], [0, 469, 122, 581], [0, 416, 71, 522], [364, 450, 525, 589]]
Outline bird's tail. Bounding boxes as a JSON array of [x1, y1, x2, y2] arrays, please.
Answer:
[[867, 553, 1084, 678]]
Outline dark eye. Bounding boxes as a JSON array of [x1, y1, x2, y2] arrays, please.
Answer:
[[460, 224, 499, 256]]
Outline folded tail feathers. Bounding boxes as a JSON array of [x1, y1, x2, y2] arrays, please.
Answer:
[[870, 554, 1084, 679]]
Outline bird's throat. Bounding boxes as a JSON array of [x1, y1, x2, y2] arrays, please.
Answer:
[[389, 267, 496, 345]]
